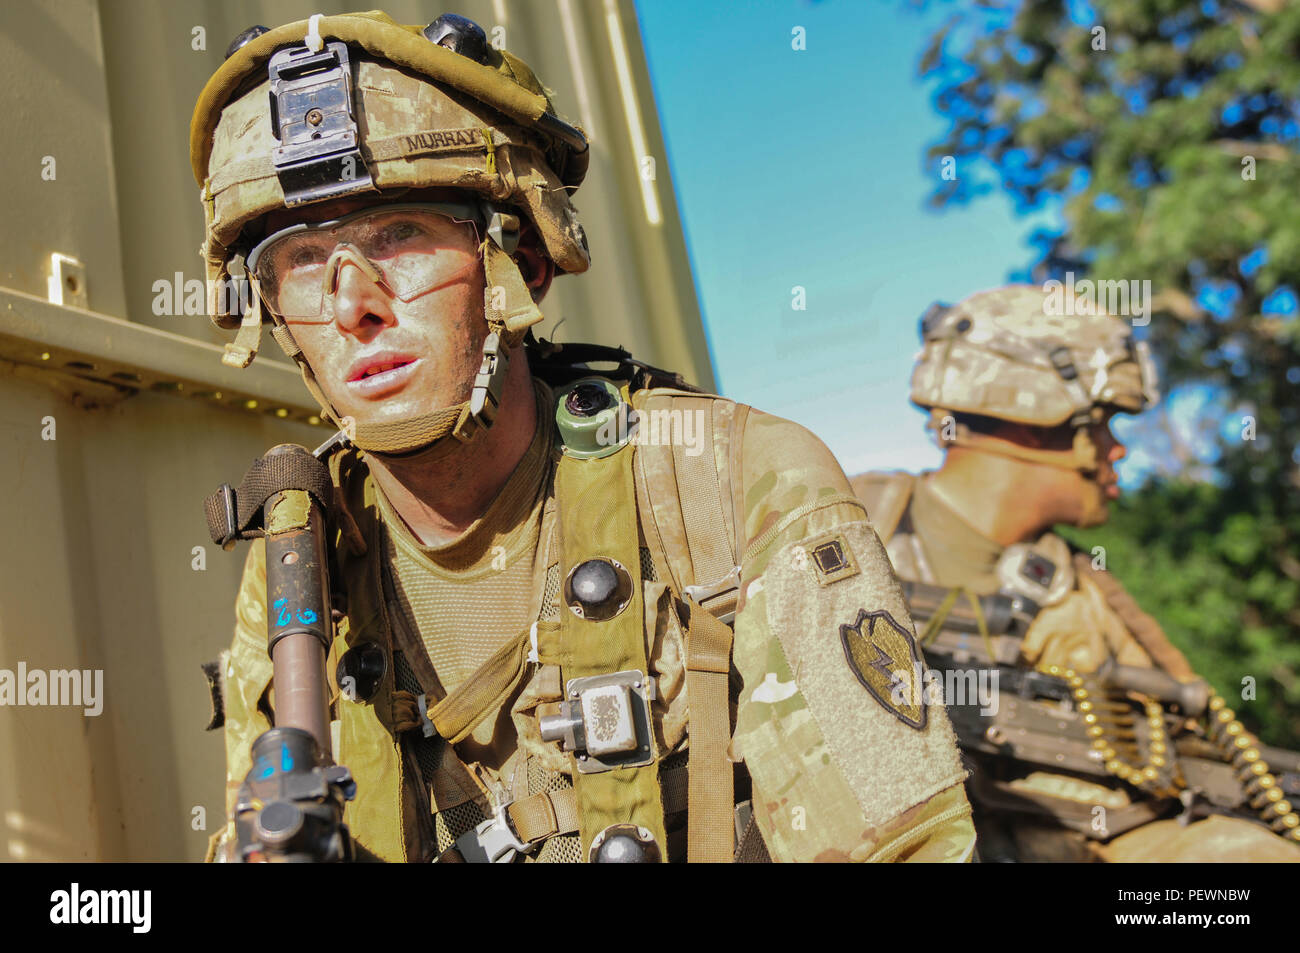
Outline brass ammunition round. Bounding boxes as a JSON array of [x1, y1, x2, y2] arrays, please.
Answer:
[[1236, 760, 1269, 782], [1261, 800, 1293, 820], [1245, 774, 1277, 797], [1232, 748, 1261, 768], [1248, 785, 1282, 809]]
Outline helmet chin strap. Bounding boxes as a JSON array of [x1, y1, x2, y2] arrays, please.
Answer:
[[267, 232, 544, 456], [930, 409, 1101, 474]]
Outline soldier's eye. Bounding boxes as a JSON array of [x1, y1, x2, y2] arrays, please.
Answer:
[[282, 242, 329, 271], [370, 221, 425, 256]]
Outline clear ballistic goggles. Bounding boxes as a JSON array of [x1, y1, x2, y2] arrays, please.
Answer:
[[246, 202, 483, 324]]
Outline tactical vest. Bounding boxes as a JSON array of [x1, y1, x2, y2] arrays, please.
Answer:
[[850, 470, 1269, 860], [318, 380, 758, 862], [853, 470, 1193, 677]]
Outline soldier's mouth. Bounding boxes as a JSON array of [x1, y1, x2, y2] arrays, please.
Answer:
[[346, 357, 421, 397]]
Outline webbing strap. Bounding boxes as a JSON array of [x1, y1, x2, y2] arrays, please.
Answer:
[[221, 294, 265, 369], [851, 472, 915, 544], [270, 323, 302, 360], [684, 600, 735, 862], [482, 239, 543, 345], [733, 810, 773, 863], [506, 761, 692, 845], [353, 404, 470, 454], [671, 397, 736, 597], [425, 623, 545, 744], [383, 623, 546, 745], [919, 586, 998, 664], [551, 436, 668, 860], [203, 447, 333, 544], [507, 788, 581, 843]]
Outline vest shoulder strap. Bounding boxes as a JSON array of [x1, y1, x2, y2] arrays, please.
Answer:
[[631, 387, 744, 623], [848, 470, 916, 544]]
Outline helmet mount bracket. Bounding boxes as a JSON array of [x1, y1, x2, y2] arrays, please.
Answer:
[[267, 41, 376, 207]]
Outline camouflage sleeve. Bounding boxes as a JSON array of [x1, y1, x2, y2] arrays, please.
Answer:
[[205, 538, 275, 862], [731, 410, 975, 862]]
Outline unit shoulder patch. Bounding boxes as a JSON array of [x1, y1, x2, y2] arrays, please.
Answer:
[[839, 609, 927, 730], [797, 531, 861, 587]]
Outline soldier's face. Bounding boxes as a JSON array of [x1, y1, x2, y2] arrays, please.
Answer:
[[262, 189, 487, 431], [1061, 411, 1126, 527]]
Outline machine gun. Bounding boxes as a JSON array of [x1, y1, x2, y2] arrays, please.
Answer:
[[207, 438, 356, 862], [902, 579, 1300, 846]]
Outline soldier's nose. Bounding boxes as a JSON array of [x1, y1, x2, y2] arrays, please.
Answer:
[[331, 260, 395, 335]]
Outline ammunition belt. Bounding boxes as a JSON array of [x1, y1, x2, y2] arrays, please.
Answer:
[[1203, 692, 1300, 844], [1060, 665, 1300, 844], [1050, 664, 1181, 797]]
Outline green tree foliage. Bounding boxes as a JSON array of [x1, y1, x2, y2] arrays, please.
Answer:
[[1060, 489, 1300, 747], [918, 0, 1300, 744]]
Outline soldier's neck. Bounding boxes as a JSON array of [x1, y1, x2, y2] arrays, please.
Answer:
[[927, 451, 1060, 547], [364, 351, 539, 548]]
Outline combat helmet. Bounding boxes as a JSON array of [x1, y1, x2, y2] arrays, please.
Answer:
[[909, 284, 1159, 471], [190, 11, 591, 453]]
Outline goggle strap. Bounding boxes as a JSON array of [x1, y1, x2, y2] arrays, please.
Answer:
[[221, 294, 265, 369], [481, 239, 542, 348], [929, 409, 1100, 474], [270, 322, 303, 361]]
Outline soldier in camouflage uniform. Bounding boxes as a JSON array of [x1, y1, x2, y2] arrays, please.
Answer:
[[852, 284, 1300, 862], [195, 10, 975, 862]]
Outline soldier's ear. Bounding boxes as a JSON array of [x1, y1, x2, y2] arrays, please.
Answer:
[[513, 232, 555, 303]]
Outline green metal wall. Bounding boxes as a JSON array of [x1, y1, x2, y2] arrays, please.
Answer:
[[0, 0, 710, 861]]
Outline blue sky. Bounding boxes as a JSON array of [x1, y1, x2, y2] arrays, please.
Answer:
[[636, 0, 1064, 477]]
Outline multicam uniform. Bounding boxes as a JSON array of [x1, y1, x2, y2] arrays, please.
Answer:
[[196, 11, 974, 863], [852, 285, 1300, 862]]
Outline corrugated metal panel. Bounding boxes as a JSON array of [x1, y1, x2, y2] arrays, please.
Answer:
[[0, 0, 711, 860]]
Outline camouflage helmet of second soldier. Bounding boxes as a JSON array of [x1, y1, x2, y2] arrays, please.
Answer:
[[909, 284, 1160, 472], [189, 10, 590, 453]]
